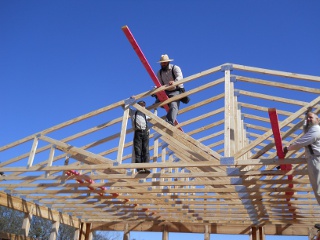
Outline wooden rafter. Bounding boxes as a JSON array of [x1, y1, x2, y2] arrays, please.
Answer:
[[0, 63, 320, 239]]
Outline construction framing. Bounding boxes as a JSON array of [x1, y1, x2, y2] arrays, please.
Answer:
[[0, 63, 320, 240]]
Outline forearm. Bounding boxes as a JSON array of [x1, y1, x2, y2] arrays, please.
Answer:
[[288, 131, 317, 151]]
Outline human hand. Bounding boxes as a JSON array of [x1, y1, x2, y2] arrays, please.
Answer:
[[283, 146, 288, 156], [151, 87, 158, 98]]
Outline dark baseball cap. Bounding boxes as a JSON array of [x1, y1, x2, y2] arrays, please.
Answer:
[[137, 100, 146, 106]]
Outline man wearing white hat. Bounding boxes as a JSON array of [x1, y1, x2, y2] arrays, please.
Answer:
[[156, 54, 184, 125]]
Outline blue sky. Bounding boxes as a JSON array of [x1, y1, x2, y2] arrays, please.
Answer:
[[1, 1, 319, 239], [117, 231, 306, 240]]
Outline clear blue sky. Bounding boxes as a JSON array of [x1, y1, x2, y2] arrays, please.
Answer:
[[109, 231, 306, 240], [1, 1, 319, 239], [116, 232, 308, 240]]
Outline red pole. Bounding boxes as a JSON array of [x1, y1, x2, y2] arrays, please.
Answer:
[[268, 108, 294, 201], [122, 25, 182, 129]]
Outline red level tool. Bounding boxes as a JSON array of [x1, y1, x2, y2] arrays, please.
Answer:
[[122, 25, 181, 129], [268, 108, 294, 200]]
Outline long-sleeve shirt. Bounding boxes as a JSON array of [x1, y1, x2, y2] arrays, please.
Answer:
[[288, 124, 320, 156], [129, 108, 150, 130], [156, 64, 184, 89]]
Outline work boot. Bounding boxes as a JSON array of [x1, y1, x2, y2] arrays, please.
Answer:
[[165, 120, 174, 126], [137, 169, 144, 173]]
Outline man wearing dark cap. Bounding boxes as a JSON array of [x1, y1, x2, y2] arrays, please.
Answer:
[[129, 100, 151, 173]]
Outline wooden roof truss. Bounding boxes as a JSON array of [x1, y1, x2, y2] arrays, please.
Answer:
[[0, 63, 320, 238]]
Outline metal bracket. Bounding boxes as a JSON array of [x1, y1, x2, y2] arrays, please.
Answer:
[[153, 133, 161, 140], [238, 192, 249, 198], [167, 150, 174, 156], [230, 178, 242, 185], [230, 75, 237, 82], [124, 97, 136, 106], [147, 122, 153, 129], [221, 64, 233, 71], [220, 157, 234, 165], [235, 185, 246, 192], [226, 168, 240, 176], [234, 89, 240, 97], [162, 143, 169, 148]]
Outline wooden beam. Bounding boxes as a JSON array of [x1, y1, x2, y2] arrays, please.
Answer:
[[236, 75, 320, 94], [0, 191, 80, 227], [0, 232, 35, 240], [39, 135, 114, 166], [232, 63, 320, 82]]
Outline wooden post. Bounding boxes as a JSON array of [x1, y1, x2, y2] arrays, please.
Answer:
[[162, 225, 169, 240], [123, 223, 130, 240], [223, 65, 234, 157], [49, 220, 60, 240], [117, 107, 130, 163], [27, 135, 39, 168], [152, 108, 159, 185], [21, 212, 32, 237], [235, 98, 243, 155], [85, 223, 93, 240], [204, 224, 210, 240], [79, 222, 86, 240], [250, 227, 265, 240], [258, 227, 265, 240], [309, 226, 316, 240], [46, 145, 55, 177], [74, 228, 80, 240], [250, 227, 257, 240]]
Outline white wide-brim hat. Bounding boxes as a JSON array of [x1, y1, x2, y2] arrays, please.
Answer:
[[157, 54, 174, 63]]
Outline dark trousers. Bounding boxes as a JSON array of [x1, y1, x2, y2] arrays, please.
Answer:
[[134, 130, 150, 164]]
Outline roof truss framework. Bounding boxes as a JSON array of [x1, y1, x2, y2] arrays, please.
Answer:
[[0, 63, 320, 238]]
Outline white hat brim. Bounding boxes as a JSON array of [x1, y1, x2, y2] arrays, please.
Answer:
[[157, 59, 174, 63]]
